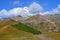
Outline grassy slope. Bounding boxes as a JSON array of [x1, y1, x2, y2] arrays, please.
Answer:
[[13, 22, 41, 34], [0, 20, 42, 40], [44, 32, 60, 40], [0, 25, 42, 40], [0, 19, 16, 29]]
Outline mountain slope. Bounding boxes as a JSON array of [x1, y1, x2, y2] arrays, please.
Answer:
[[44, 32, 60, 40], [0, 19, 42, 40], [13, 22, 41, 34], [44, 14, 60, 21], [0, 25, 41, 40], [0, 19, 16, 29], [44, 14, 60, 32], [24, 14, 57, 33]]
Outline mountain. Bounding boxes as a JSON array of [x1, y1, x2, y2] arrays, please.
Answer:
[[0, 19, 41, 34], [6, 14, 59, 33], [0, 19, 42, 40], [24, 14, 58, 33], [0, 14, 60, 40], [0, 19, 16, 29], [13, 22, 41, 34], [10, 15, 30, 22], [44, 14, 60, 21], [0, 25, 41, 40], [44, 14, 60, 32]]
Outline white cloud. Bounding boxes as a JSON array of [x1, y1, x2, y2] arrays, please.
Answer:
[[29, 2, 43, 14], [43, 3, 48, 6], [23, 7, 29, 13], [13, 1, 20, 5], [58, 4, 60, 8], [9, 7, 32, 17], [52, 4, 60, 14], [1, 2, 43, 18], [43, 4, 60, 15], [40, 11, 50, 15], [0, 2, 60, 18], [0, 2, 44, 18], [0, 9, 9, 16], [9, 8, 22, 16], [0, 7, 33, 18], [1, 2, 60, 18]]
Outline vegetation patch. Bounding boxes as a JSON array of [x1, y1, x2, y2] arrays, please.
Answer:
[[13, 22, 41, 34]]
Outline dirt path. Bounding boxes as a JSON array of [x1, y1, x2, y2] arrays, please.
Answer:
[[36, 34, 54, 40]]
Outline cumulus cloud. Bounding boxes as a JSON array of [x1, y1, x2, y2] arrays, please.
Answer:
[[9, 8, 22, 16], [0, 7, 32, 18], [0, 2, 44, 18], [0, 2, 60, 18], [9, 7, 32, 17], [43, 4, 60, 15], [52, 4, 60, 14], [1, 2, 60, 18], [29, 2, 43, 14], [40, 11, 50, 15], [0, 9, 10, 18], [0, 9, 10, 16], [13, 1, 20, 5]]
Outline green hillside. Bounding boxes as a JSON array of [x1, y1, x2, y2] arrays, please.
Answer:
[[0, 25, 41, 40], [13, 22, 41, 34], [0, 19, 16, 29], [0, 19, 42, 40]]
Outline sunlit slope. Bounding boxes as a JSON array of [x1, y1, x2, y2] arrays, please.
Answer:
[[44, 14, 60, 32], [44, 32, 60, 40], [0, 25, 42, 40], [24, 14, 56, 33], [13, 22, 41, 34], [0, 19, 42, 40], [0, 19, 16, 29]]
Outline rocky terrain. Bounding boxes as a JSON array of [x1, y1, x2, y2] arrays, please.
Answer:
[[0, 14, 60, 40]]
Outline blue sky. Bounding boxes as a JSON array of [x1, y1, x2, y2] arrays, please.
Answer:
[[0, 0, 60, 11], [0, 0, 60, 18]]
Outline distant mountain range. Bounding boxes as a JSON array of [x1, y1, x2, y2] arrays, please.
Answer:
[[44, 14, 60, 32], [24, 14, 59, 33], [0, 13, 60, 40], [0, 14, 60, 33], [44, 14, 60, 21]]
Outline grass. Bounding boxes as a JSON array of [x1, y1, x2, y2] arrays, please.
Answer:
[[13, 22, 41, 34], [0, 19, 42, 40], [0, 26, 32, 40], [0, 19, 16, 29], [0, 25, 41, 40], [44, 32, 60, 40]]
